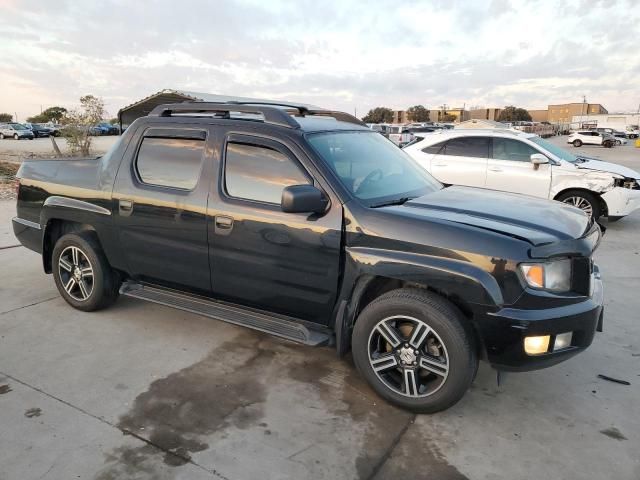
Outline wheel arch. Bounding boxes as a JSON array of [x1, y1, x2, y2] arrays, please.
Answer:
[[553, 187, 608, 217], [42, 219, 99, 273]]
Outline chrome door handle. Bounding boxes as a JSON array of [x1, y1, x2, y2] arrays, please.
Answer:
[[214, 215, 234, 235], [119, 199, 133, 216], [433, 163, 448, 167], [488, 167, 503, 172]]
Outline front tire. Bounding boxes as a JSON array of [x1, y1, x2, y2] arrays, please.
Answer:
[[556, 190, 601, 220], [573, 139, 582, 147], [52, 232, 119, 312], [13, 134, 19, 140], [352, 288, 477, 413]]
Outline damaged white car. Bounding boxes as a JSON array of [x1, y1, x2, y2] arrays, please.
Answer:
[[404, 129, 640, 221]]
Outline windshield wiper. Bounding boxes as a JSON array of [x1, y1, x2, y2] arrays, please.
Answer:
[[369, 197, 413, 208]]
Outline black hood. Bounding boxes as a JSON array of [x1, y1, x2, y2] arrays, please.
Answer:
[[387, 186, 589, 246]]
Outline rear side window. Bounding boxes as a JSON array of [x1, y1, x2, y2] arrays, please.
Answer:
[[225, 142, 309, 204], [421, 141, 446, 154], [492, 138, 540, 162], [443, 137, 489, 158], [136, 137, 205, 190]]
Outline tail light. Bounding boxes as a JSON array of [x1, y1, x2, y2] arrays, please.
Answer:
[[14, 178, 20, 197]]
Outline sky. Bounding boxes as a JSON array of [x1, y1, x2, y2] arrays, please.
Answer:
[[1, 0, 639, 121]]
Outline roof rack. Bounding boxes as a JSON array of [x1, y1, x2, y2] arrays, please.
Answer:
[[147, 101, 366, 129]]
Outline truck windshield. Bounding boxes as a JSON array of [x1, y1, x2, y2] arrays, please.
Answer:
[[529, 136, 579, 163], [307, 131, 442, 205]]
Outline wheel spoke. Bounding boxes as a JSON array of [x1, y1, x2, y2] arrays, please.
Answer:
[[419, 356, 448, 378], [370, 353, 399, 373], [409, 323, 430, 349], [64, 277, 76, 294], [81, 267, 93, 277], [59, 257, 73, 272], [78, 279, 90, 299], [403, 368, 419, 397], [375, 322, 402, 348], [71, 247, 79, 266]]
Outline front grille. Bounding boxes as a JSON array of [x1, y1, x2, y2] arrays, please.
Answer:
[[571, 257, 592, 296]]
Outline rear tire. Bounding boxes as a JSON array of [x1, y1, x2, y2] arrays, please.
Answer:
[[52, 232, 120, 312], [556, 190, 601, 221], [352, 288, 477, 413], [572, 139, 582, 147], [0, 133, 4, 139]]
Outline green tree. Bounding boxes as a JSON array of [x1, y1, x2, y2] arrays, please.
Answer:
[[62, 95, 106, 156], [362, 107, 393, 124], [0, 113, 12, 122], [42, 106, 67, 123], [406, 105, 430, 122], [26, 113, 48, 123], [497, 106, 532, 122]]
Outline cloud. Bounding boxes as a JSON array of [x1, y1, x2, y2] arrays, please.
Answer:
[[0, 0, 638, 120]]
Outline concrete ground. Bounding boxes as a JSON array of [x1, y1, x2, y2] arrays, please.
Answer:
[[1, 139, 639, 480]]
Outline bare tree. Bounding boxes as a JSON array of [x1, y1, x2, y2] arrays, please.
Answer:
[[62, 95, 106, 156]]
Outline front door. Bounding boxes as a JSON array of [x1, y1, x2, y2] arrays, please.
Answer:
[[430, 136, 489, 187], [208, 133, 342, 324], [485, 137, 552, 198], [113, 125, 212, 293]]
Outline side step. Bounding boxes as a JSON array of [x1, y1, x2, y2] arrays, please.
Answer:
[[120, 282, 330, 346]]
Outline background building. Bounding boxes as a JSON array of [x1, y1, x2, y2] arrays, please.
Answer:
[[469, 108, 502, 121], [392, 110, 410, 123], [527, 109, 548, 122], [547, 103, 607, 123]]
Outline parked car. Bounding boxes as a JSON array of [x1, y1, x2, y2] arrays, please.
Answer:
[[612, 131, 628, 145], [367, 123, 391, 138], [13, 102, 604, 413], [0, 122, 34, 140], [625, 126, 639, 139], [387, 125, 414, 147], [29, 124, 53, 138], [404, 129, 640, 221], [567, 130, 615, 148], [40, 123, 62, 136], [96, 122, 120, 135]]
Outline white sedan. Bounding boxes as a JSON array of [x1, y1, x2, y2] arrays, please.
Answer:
[[403, 129, 640, 221]]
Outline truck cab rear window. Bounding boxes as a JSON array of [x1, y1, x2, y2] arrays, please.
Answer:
[[136, 137, 204, 190]]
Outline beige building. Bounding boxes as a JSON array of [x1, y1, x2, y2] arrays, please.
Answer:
[[527, 109, 548, 122], [548, 103, 607, 123], [392, 110, 410, 124], [429, 108, 470, 123], [469, 108, 502, 121]]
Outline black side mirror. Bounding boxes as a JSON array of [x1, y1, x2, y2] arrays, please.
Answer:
[[281, 185, 328, 214]]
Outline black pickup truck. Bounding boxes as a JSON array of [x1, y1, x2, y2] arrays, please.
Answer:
[[12, 102, 604, 412]]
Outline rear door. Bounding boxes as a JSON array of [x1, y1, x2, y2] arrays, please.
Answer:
[[207, 131, 342, 324], [430, 136, 489, 187], [113, 124, 212, 293], [485, 137, 552, 198]]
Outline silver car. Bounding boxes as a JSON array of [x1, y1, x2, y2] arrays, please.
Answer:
[[0, 122, 35, 140]]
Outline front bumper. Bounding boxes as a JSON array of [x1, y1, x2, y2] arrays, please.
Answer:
[[476, 275, 603, 371], [601, 186, 640, 217]]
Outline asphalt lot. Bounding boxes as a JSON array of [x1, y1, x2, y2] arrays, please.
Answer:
[[1, 136, 639, 480]]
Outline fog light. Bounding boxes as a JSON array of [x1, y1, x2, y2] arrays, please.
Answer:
[[524, 335, 550, 355], [554, 332, 573, 351]]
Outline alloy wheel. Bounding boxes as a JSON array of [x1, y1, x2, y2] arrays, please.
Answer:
[[58, 246, 94, 301], [368, 315, 449, 398], [562, 196, 593, 218]]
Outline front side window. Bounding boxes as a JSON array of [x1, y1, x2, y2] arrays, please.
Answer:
[[492, 138, 540, 162], [224, 142, 309, 204], [443, 137, 489, 158], [307, 131, 441, 204], [136, 137, 204, 190]]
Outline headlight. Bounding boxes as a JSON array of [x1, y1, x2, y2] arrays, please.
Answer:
[[520, 259, 571, 292]]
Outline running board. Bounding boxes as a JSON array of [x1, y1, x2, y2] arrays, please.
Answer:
[[119, 282, 330, 346]]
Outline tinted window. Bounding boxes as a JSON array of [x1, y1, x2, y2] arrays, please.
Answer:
[[492, 138, 540, 162], [421, 141, 446, 154], [443, 137, 489, 158], [307, 131, 441, 203], [225, 142, 309, 204], [136, 137, 204, 190]]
